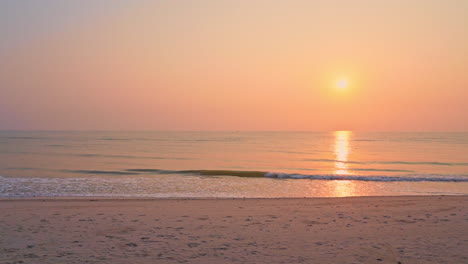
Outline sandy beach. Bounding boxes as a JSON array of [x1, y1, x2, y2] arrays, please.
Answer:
[[0, 195, 467, 264]]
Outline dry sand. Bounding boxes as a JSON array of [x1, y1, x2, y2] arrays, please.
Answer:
[[0, 196, 467, 264]]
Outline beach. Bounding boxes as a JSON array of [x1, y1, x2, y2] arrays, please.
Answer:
[[1, 195, 466, 264], [2, 0, 468, 263]]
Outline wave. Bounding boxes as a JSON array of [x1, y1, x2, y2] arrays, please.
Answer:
[[64, 170, 140, 175], [3, 167, 468, 182], [123, 169, 468, 182], [0, 136, 44, 140], [181, 170, 266, 177], [263, 172, 468, 182], [186, 170, 468, 182], [125, 169, 265, 177]]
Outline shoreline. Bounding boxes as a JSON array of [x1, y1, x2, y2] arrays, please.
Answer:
[[1, 195, 467, 263], [1, 193, 467, 201]]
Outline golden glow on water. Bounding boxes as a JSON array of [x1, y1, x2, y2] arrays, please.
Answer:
[[329, 180, 357, 197], [334, 131, 351, 175], [331, 131, 357, 196]]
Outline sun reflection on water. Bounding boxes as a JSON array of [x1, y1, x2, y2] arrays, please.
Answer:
[[334, 131, 351, 175], [332, 131, 357, 196]]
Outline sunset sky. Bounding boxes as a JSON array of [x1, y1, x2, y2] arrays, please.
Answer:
[[1, 0, 467, 131]]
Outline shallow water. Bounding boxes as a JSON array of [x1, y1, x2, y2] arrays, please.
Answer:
[[1, 131, 467, 197]]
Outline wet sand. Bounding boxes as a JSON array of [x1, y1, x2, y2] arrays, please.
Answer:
[[0, 196, 467, 264]]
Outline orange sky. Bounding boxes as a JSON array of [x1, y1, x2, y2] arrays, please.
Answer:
[[1, 0, 467, 131]]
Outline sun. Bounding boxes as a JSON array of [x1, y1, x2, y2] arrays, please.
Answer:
[[336, 79, 348, 90]]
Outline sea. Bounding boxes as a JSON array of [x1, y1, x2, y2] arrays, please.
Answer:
[[1, 131, 467, 198]]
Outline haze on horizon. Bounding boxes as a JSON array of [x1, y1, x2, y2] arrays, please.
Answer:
[[1, 0, 467, 131]]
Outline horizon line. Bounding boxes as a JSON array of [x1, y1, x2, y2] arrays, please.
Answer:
[[0, 130, 467, 133]]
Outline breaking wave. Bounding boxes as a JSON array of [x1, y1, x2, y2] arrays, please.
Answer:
[[262, 172, 468, 182], [56, 169, 468, 182]]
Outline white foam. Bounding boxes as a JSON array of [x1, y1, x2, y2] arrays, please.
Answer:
[[263, 172, 468, 182]]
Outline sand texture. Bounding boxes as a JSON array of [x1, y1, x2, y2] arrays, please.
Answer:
[[0, 196, 467, 264]]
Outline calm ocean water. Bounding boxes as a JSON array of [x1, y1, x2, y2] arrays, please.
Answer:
[[0, 131, 467, 198]]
